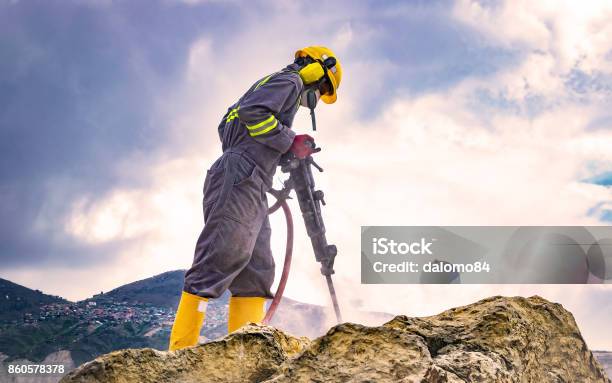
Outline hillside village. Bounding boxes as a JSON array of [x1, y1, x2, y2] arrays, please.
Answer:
[[14, 298, 228, 336]]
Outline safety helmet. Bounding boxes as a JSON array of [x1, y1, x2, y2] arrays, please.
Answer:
[[295, 46, 342, 104]]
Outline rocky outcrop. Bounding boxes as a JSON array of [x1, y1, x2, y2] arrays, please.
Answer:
[[61, 296, 610, 383], [60, 326, 308, 383]]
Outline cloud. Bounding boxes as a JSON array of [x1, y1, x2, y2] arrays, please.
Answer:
[[264, 0, 612, 348], [0, 0, 238, 268]]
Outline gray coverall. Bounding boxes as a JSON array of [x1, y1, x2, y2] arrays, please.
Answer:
[[184, 63, 303, 299]]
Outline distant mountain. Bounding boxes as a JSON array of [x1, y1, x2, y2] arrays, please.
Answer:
[[0, 273, 182, 366], [88, 270, 186, 309], [0, 278, 68, 322], [269, 296, 393, 338], [593, 351, 612, 378]]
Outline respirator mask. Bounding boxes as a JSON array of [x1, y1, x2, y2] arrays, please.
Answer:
[[300, 88, 321, 107]]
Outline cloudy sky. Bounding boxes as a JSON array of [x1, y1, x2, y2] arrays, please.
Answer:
[[1, 0, 612, 348]]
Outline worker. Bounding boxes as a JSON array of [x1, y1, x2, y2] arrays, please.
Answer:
[[169, 46, 342, 351]]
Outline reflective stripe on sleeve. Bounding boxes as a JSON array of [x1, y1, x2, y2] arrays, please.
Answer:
[[226, 106, 240, 123], [246, 115, 279, 137], [254, 74, 273, 90]]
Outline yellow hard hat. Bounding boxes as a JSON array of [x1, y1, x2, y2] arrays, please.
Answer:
[[295, 46, 342, 104]]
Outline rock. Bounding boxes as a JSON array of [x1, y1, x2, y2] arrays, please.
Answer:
[[61, 296, 610, 383], [59, 325, 308, 383]]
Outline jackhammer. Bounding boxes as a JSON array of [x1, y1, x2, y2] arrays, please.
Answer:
[[262, 140, 342, 324]]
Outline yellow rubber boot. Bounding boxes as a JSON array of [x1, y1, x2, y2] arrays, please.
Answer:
[[168, 291, 208, 351], [228, 296, 266, 333]]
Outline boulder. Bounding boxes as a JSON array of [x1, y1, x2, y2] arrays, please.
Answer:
[[61, 296, 610, 383]]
